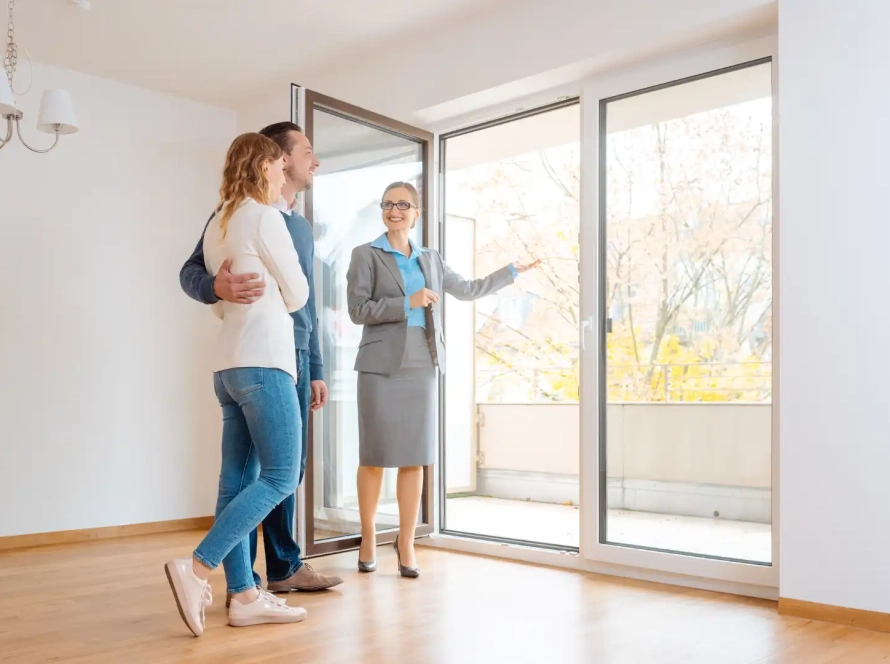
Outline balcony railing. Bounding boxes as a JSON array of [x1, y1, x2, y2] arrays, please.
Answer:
[[462, 362, 773, 525], [476, 361, 772, 403]]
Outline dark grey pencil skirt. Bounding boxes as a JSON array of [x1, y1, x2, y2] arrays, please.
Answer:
[[357, 327, 437, 468]]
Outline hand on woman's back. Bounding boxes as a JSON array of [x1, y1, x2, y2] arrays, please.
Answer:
[[213, 258, 267, 304]]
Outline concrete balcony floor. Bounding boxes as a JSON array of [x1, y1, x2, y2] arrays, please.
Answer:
[[445, 496, 771, 563]]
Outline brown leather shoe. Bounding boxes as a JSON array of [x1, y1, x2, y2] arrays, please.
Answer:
[[267, 564, 343, 593]]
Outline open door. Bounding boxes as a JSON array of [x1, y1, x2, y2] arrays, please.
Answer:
[[292, 85, 435, 557]]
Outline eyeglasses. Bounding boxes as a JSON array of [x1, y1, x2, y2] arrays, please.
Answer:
[[380, 201, 417, 211]]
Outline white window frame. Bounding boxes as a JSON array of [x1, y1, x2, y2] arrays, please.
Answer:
[[425, 32, 779, 598]]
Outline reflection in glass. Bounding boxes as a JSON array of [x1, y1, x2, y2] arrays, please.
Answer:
[[310, 109, 424, 543]]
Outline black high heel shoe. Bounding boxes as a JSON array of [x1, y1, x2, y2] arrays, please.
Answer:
[[393, 536, 420, 579], [358, 559, 377, 573], [358, 538, 377, 573]]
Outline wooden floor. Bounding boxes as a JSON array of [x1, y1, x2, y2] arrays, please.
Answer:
[[1, 531, 889, 663]]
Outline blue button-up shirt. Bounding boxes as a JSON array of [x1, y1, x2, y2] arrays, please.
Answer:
[[371, 233, 428, 328]]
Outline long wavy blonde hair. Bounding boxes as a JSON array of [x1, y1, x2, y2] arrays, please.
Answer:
[[216, 133, 283, 236]]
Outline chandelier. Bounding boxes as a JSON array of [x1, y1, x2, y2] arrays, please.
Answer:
[[0, 0, 78, 153]]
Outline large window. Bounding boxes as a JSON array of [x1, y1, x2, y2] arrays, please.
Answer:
[[599, 60, 773, 564], [440, 102, 581, 549], [293, 46, 777, 587]]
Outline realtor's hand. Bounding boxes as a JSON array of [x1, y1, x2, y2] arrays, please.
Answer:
[[213, 258, 266, 304], [409, 288, 439, 308], [514, 259, 542, 274]]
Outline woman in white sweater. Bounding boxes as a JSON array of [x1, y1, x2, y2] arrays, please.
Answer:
[[165, 133, 310, 636]]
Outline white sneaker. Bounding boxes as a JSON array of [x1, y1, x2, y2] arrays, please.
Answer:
[[165, 557, 213, 637], [228, 588, 307, 627]]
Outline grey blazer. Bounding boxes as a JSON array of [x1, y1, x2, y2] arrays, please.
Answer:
[[346, 242, 516, 376]]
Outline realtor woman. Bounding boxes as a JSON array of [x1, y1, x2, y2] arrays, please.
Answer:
[[346, 181, 540, 578]]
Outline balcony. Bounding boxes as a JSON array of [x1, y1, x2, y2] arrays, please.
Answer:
[[444, 366, 772, 563]]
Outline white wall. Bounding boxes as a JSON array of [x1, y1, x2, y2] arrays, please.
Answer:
[[778, 0, 890, 613], [236, 90, 290, 135], [0, 63, 236, 537]]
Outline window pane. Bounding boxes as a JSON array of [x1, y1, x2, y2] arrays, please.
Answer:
[[602, 61, 773, 563], [310, 108, 425, 543], [442, 103, 581, 548]]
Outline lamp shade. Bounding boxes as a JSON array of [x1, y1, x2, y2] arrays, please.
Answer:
[[37, 89, 78, 134], [0, 73, 16, 117]]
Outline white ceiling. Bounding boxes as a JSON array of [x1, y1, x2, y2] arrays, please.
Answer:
[[10, 0, 512, 108]]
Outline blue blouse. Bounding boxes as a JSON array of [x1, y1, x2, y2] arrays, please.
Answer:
[[371, 234, 428, 328], [371, 234, 520, 328]]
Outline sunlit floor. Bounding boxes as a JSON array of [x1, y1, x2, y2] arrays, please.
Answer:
[[445, 496, 771, 563], [6, 529, 889, 663]]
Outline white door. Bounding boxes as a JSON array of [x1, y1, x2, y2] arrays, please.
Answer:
[[580, 39, 778, 588]]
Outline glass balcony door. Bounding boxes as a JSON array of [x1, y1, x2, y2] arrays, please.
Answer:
[[293, 87, 434, 556], [438, 101, 583, 550], [580, 39, 778, 589], [598, 60, 774, 565]]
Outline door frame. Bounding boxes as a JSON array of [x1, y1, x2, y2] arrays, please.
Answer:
[[291, 85, 436, 557], [422, 32, 780, 598], [579, 34, 779, 587], [436, 98, 582, 553]]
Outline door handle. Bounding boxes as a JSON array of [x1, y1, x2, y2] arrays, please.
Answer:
[[581, 317, 613, 350], [580, 317, 593, 351]]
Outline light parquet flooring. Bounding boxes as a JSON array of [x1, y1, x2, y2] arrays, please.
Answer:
[[1, 530, 889, 663]]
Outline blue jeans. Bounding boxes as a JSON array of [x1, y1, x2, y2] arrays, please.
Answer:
[[247, 350, 311, 585], [193, 367, 302, 594]]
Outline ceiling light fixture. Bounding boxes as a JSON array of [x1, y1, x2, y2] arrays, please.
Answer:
[[0, 0, 78, 153]]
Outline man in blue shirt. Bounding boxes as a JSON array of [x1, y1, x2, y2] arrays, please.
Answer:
[[179, 122, 342, 597]]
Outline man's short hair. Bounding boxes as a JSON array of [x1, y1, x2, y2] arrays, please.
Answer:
[[259, 122, 304, 154]]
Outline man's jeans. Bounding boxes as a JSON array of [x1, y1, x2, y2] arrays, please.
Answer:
[[245, 350, 310, 585], [196, 367, 302, 594]]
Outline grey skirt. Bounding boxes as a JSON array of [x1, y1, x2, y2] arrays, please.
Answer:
[[357, 327, 437, 468]]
